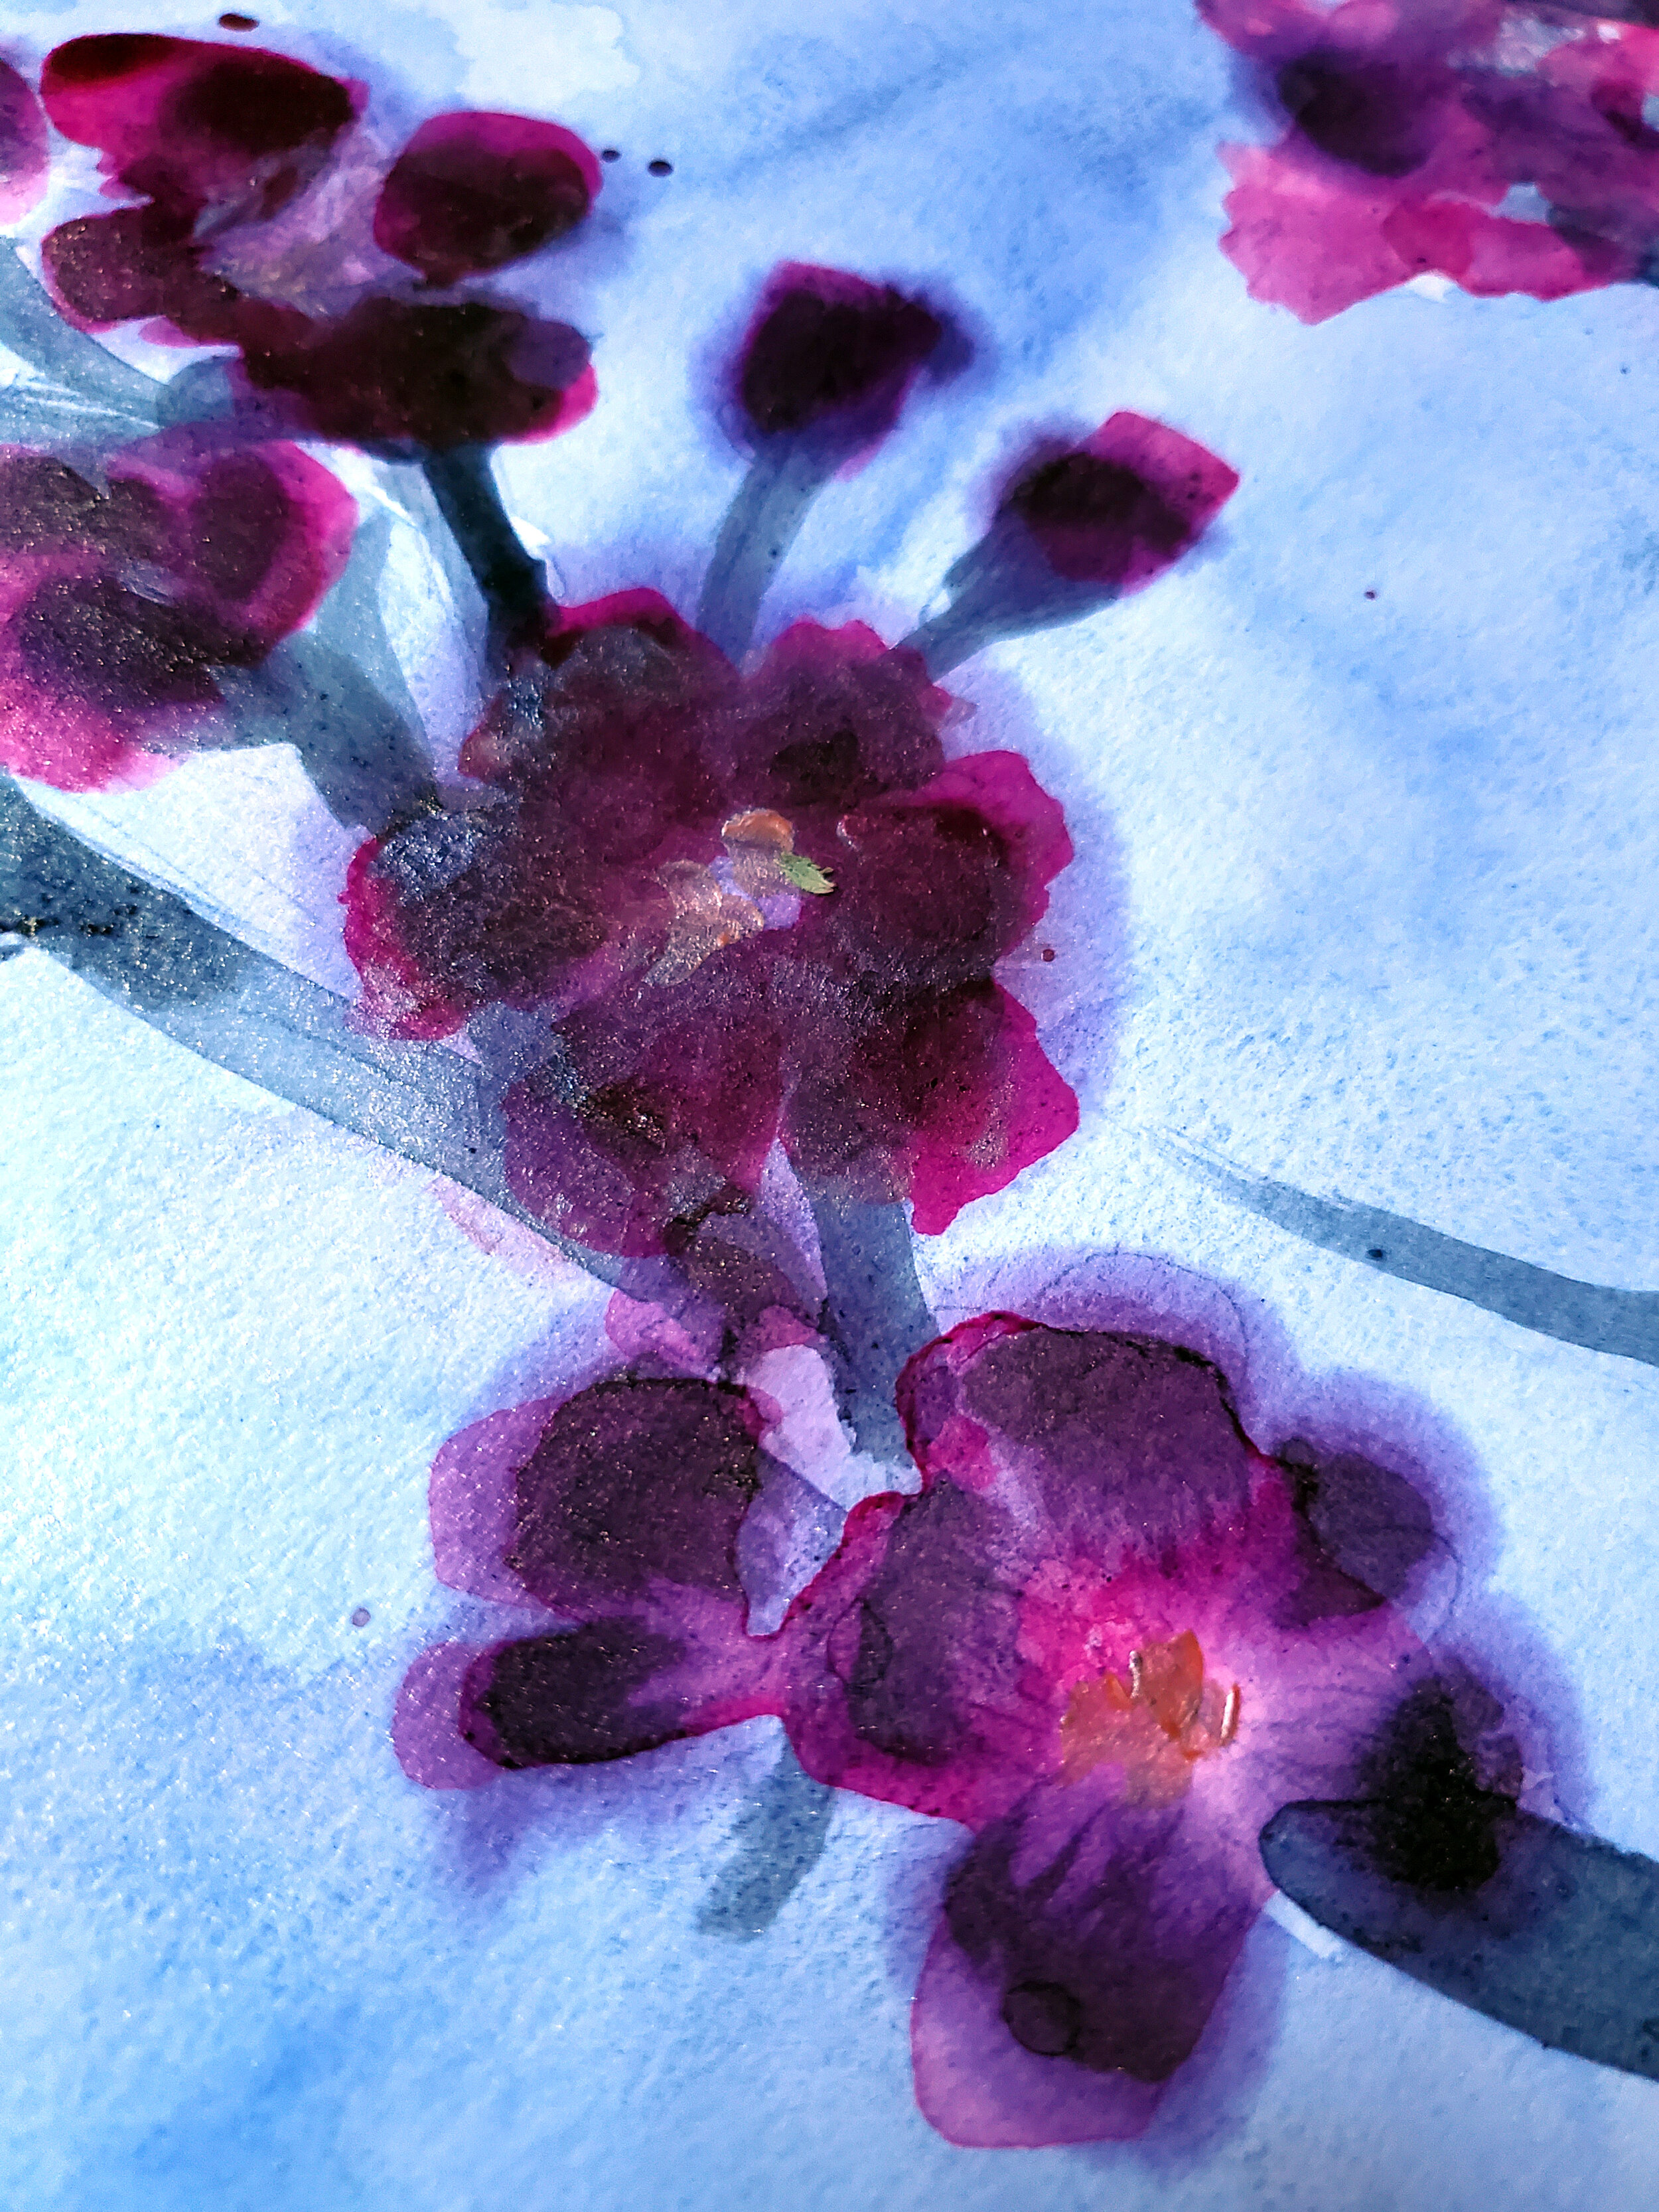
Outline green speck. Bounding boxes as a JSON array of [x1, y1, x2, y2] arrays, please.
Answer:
[[777, 852, 835, 895]]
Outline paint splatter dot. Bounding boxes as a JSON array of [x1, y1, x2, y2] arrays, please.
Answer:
[[601, 147, 620, 162], [217, 12, 258, 27], [1367, 1246, 1387, 1260], [648, 158, 672, 176], [350, 1605, 371, 1627], [1365, 589, 1377, 600]]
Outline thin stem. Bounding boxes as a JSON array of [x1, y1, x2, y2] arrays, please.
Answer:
[[808, 1191, 938, 1466], [897, 531, 1114, 678], [419, 445, 547, 654], [1161, 1132, 1659, 1367], [696, 440, 835, 659]]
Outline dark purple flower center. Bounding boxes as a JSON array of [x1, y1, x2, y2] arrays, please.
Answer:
[[11, 573, 224, 709], [739, 281, 943, 437], [1275, 54, 1444, 179]]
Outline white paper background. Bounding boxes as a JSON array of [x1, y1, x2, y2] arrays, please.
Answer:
[[3, 0, 1658, 2203]]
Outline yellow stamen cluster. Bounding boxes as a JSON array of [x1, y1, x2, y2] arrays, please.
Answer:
[[646, 808, 833, 985], [1058, 1629, 1240, 1803]]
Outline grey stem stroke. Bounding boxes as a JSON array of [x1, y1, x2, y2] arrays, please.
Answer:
[[897, 528, 1116, 678], [1165, 1136, 1659, 1366], [697, 1741, 837, 1939], [0, 777, 663, 1297], [810, 1191, 938, 1466], [0, 248, 162, 427], [1262, 1801, 1659, 2083], [695, 440, 836, 660], [219, 508, 439, 837], [702, 1199, 937, 1939], [420, 445, 548, 656]]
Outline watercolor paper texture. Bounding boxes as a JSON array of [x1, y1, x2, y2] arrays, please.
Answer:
[[2, 0, 1658, 2205]]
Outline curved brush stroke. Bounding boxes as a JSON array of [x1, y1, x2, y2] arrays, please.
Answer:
[[1262, 1801, 1659, 2081], [695, 440, 835, 660], [697, 1741, 836, 1939], [420, 443, 549, 654], [0, 246, 161, 426], [0, 778, 644, 1292], [808, 1190, 936, 1465], [1161, 1136, 1659, 1367]]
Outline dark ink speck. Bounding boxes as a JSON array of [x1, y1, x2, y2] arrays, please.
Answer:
[[648, 158, 673, 176], [1367, 1246, 1387, 1260], [218, 11, 258, 26], [1365, 589, 1377, 599], [350, 1605, 371, 1627], [601, 147, 620, 161]]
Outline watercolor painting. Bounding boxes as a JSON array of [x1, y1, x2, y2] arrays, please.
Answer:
[[3, 1, 1659, 2205]]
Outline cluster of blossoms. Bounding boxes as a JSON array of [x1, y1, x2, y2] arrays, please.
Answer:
[[343, 383, 1237, 1252], [0, 17, 1597, 2163], [0, 34, 1238, 1260], [397, 1311, 1524, 2147], [33, 33, 597, 447], [1200, 0, 1659, 319], [0, 29, 611, 788], [334, 259, 1235, 1252]]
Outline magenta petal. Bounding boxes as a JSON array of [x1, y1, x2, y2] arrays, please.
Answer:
[[42, 205, 204, 330], [374, 110, 599, 285], [231, 295, 595, 453], [0, 429, 352, 790], [1216, 141, 1421, 321], [1003, 412, 1240, 591], [392, 1642, 504, 1790], [1200, 1, 1659, 314], [460, 1621, 703, 1767], [912, 1770, 1265, 2147], [734, 261, 946, 450], [780, 981, 1076, 1230], [41, 34, 360, 221], [459, 1609, 782, 1772], [0, 58, 48, 224], [107, 429, 356, 654], [897, 984, 1079, 1234], [506, 1375, 768, 1611], [912, 1912, 1163, 2148], [908, 1322, 1258, 1545], [504, 974, 784, 1258], [906, 751, 1072, 936], [428, 1396, 566, 1607]]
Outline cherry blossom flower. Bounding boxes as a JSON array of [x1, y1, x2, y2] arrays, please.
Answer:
[[37, 34, 598, 452], [0, 429, 354, 788], [345, 604, 1076, 1248], [396, 1315, 1501, 2148], [1198, 0, 1659, 321]]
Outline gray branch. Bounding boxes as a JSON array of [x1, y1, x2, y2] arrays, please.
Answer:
[[1163, 1134, 1659, 1366], [0, 778, 652, 1295]]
